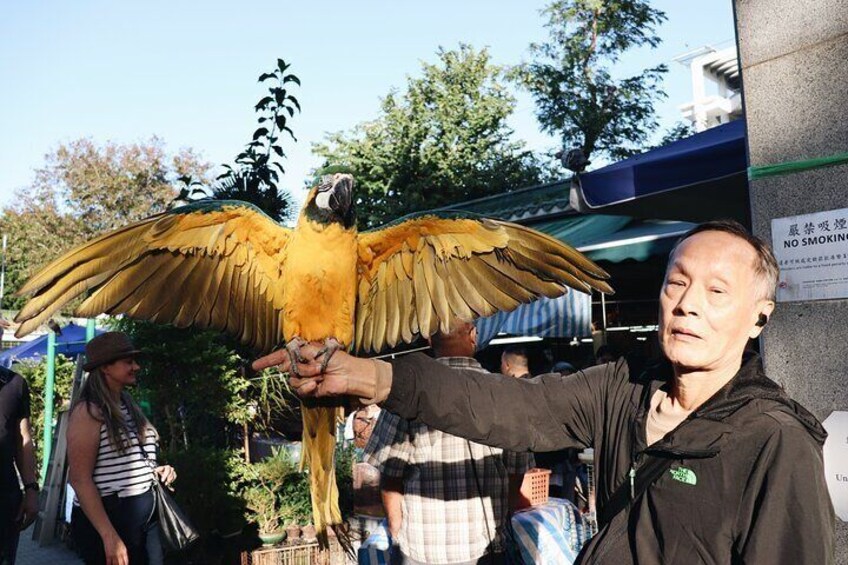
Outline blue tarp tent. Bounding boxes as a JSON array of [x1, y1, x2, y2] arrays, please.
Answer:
[[475, 291, 592, 347], [0, 323, 102, 368], [573, 119, 750, 224]]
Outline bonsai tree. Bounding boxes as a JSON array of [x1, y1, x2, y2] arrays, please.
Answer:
[[242, 447, 301, 542], [241, 444, 357, 546]]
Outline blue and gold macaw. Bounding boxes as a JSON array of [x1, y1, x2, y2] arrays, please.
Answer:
[[14, 172, 612, 536]]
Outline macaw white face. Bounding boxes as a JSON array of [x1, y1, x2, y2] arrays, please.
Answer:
[[315, 189, 332, 210], [314, 173, 352, 212]]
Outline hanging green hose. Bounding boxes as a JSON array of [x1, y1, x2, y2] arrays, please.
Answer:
[[748, 151, 848, 180]]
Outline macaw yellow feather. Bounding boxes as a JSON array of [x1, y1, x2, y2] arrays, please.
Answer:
[[355, 215, 613, 352], [16, 205, 290, 353]]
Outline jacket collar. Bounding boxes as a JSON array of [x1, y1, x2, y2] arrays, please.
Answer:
[[635, 350, 825, 457]]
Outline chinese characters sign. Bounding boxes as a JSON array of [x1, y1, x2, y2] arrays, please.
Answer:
[[771, 208, 848, 302]]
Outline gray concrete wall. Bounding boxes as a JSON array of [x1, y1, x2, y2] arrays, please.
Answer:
[[734, 0, 848, 559]]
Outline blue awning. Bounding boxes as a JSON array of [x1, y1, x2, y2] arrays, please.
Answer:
[[475, 291, 592, 346], [0, 323, 103, 368], [580, 120, 746, 206], [574, 120, 749, 224]]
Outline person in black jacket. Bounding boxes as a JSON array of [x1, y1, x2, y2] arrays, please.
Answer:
[[0, 319, 39, 565], [254, 220, 836, 564]]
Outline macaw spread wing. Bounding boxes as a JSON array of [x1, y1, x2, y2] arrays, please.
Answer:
[[355, 213, 613, 353], [15, 201, 290, 353]]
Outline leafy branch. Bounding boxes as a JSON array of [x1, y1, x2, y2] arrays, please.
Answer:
[[174, 59, 301, 222]]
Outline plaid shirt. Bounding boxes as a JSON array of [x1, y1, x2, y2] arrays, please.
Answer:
[[365, 357, 534, 564]]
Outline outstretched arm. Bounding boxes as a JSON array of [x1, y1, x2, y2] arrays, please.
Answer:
[[381, 353, 601, 452], [253, 344, 609, 453]]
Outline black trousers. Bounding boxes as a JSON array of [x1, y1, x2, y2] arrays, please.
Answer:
[[71, 489, 160, 565], [0, 490, 22, 565]]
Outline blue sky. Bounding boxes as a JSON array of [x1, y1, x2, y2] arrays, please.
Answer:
[[0, 1, 735, 211]]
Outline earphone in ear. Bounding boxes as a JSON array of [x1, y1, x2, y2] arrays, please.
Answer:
[[756, 313, 769, 327]]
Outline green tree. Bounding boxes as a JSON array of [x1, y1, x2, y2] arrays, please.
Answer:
[[208, 59, 301, 223], [109, 318, 251, 452], [517, 0, 668, 165], [30, 137, 209, 236], [653, 121, 695, 148], [0, 138, 211, 310], [14, 354, 76, 474], [314, 44, 545, 229]]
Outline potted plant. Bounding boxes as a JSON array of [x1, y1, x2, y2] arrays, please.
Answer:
[[243, 484, 286, 546], [239, 445, 356, 564], [242, 447, 301, 546], [284, 523, 301, 542], [278, 462, 314, 542]]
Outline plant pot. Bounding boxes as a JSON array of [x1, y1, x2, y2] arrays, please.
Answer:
[[258, 530, 286, 547], [301, 524, 317, 543], [284, 524, 301, 542]]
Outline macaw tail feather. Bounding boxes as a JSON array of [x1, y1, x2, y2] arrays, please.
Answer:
[[300, 403, 345, 538]]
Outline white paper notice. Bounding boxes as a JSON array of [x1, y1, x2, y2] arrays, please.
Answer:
[[771, 208, 848, 302], [823, 411, 848, 521]]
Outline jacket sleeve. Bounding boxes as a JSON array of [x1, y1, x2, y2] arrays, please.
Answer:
[[734, 421, 835, 564], [383, 353, 617, 453]]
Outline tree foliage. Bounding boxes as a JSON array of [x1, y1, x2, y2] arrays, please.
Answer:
[[14, 354, 76, 473], [0, 138, 211, 310], [653, 121, 695, 148], [109, 318, 251, 453], [205, 59, 301, 223], [314, 44, 546, 229], [517, 0, 668, 164]]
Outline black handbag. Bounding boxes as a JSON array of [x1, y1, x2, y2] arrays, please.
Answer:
[[129, 417, 200, 553], [149, 478, 200, 553]]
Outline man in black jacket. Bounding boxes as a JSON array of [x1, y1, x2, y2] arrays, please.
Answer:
[[0, 319, 39, 565], [255, 221, 835, 564]]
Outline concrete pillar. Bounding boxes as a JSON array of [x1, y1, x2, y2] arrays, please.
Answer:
[[733, 0, 848, 559]]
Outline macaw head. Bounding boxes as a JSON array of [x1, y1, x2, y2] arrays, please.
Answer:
[[303, 167, 356, 228]]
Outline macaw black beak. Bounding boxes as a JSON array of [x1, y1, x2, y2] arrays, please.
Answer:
[[329, 174, 353, 216]]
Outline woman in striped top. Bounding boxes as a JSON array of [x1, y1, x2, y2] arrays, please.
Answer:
[[67, 332, 177, 565]]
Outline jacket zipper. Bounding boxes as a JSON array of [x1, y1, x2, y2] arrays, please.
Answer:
[[589, 465, 641, 562]]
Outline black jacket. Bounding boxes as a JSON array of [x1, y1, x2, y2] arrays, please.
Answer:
[[384, 352, 835, 564]]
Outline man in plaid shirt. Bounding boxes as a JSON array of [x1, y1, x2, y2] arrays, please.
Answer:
[[365, 322, 533, 564]]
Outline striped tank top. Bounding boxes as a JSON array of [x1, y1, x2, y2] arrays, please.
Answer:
[[90, 403, 158, 498]]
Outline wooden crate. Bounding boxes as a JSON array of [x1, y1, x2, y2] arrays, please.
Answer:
[[241, 539, 348, 565]]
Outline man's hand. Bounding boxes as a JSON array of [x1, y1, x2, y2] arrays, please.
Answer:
[[252, 342, 392, 404], [16, 490, 38, 530]]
